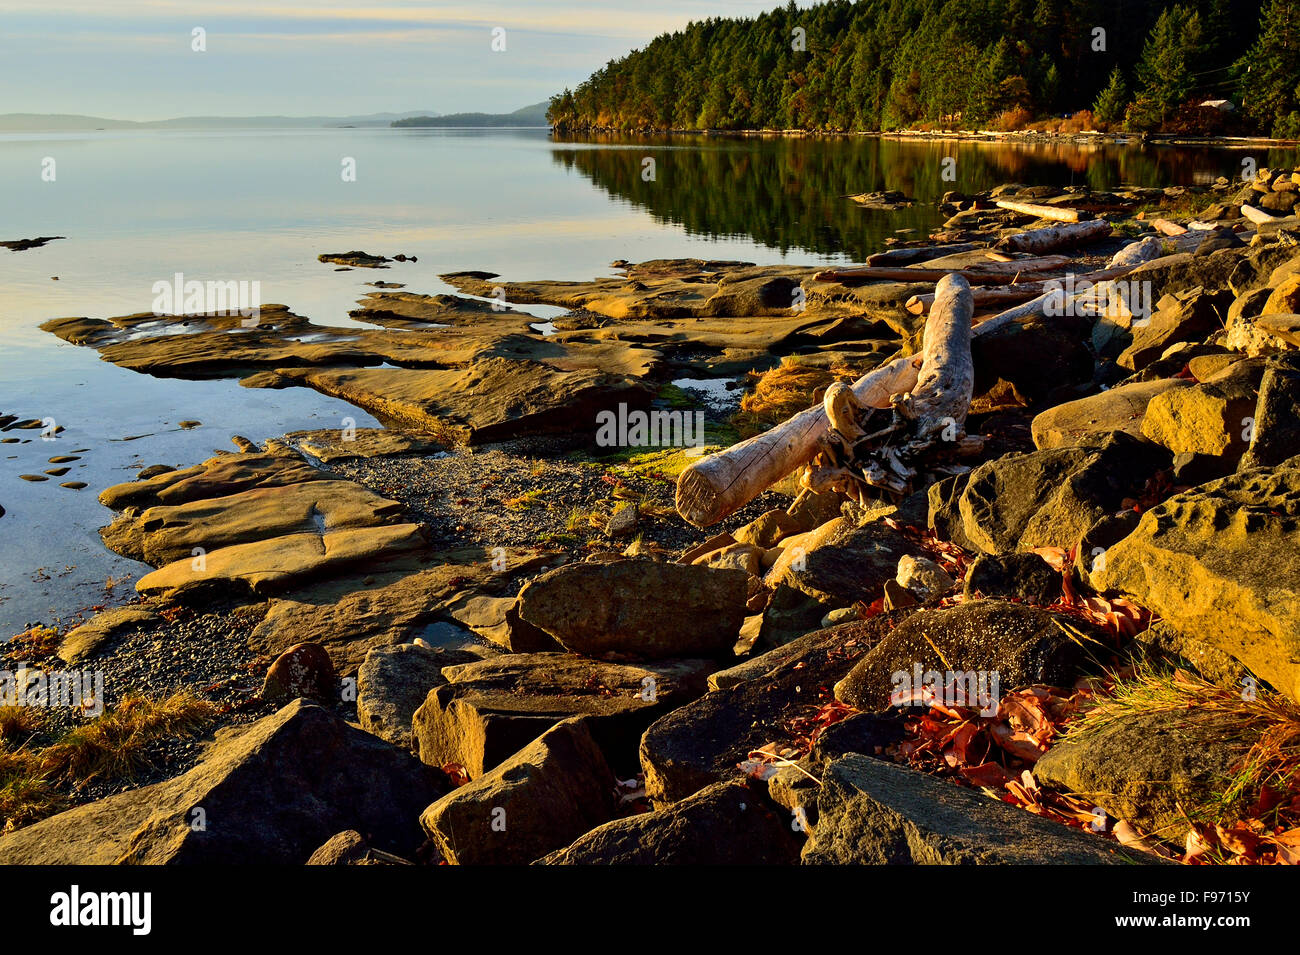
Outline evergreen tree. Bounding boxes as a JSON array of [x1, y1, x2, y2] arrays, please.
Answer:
[[1133, 5, 1205, 126], [1093, 67, 1130, 128], [1236, 0, 1300, 135]]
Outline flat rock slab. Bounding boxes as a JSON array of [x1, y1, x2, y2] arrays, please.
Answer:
[[834, 600, 1087, 711], [99, 450, 324, 511], [1030, 378, 1190, 450], [421, 718, 616, 865], [804, 755, 1140, 864], [249, 558, 508, 675], [287, 427, 447, 462], [539, 780, 800, 865], [1098, 464, 1300, 700], [640, 615, 901, 806], [0, 701, 444, 864], [412, 653, 714, 778], [275, 357, 655, 445], [57, 605, 159, 664], [516, 559, 747, 660], [135, 523, 427, 600], [101, 479, 404, 566]]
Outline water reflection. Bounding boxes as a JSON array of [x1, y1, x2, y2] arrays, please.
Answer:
[[552, 133, 1300, 260]]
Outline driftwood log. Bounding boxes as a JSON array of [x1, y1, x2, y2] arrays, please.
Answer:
[[676, 275, 975, 527], [673, 231, 1194, 527], [812, 254, 1073, 285], [865, 242, 978, 266], [994, 218, 1113, 254], [994, 199, 1082, 223]]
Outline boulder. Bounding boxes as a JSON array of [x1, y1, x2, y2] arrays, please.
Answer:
[[260, 642, 336, 703], [803, 755, 1138, 864], [1224, 287, 1279, 355], [538, 780, 800, 865], [0, 700, 444, 864], [962, 552, 1061, 604], [640, 615, 901, 805], [895, 554, 954, 599], [411, 653, 712, 777], [57, 606, 159, 664], [1240, 355, 1300, 469], [970, 313, 1094, 412], [958, 434, 1169, 555], [834, 601, 1087, 711], [516, 560, 746, 660], [1097, 464, 1300, 700], [444, 594, 562, 653], [763, 517, 921, 607], [1116, 287, 1230, 371], [1140, 359, 1263, 457], [1035, 710, 1257, 844], [1132, 622, 1249, 687], [1029, 379, 1190, 450], [357, 642, 480, 749], [420, 718, 616, 865], [306, 830, 370, 865]]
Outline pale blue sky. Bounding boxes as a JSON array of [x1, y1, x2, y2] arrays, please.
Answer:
[[0, 0, 795, 119]]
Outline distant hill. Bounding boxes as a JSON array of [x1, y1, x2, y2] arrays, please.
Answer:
[[392, 102, 550, 128], [0, 111, 440, 132]]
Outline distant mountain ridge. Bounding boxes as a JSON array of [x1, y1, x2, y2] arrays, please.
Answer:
[[0, 111, 440, 131], [391, 102, 550, 128]]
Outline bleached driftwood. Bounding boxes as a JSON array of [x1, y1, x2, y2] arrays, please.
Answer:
[[676, 275, 975, 526], [676, 354, 922, 527], [1241, 204, 1280, 225], [994, 219, 1113, 254], [813, 254, 1073, 285], [994, 200, 1082, 223], [1150, 218, 1188, 236], [865, 242, 978, 266]]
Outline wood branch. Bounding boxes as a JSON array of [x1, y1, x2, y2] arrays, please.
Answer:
[[855, 274, 975, 494], [966, 236, 1169, 335], [813, 255, 1074, 285], [673, 232, 1169, 527], [994, 200, 1082, 223], [901, 273, 975, 432], [994, 219, 1113, 254], [865, 242, 978, 266], [675, 354, 922, 527], [1150, 218, 1188, 236], [1241, 203, 1281, 225]]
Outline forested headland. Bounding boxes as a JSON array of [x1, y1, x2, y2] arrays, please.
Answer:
[[547, 0, 1300, 138]]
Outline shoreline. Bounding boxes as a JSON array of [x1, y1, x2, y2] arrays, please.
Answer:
[[3, 161, 1300, 866]]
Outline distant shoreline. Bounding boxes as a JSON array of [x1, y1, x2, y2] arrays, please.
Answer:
[[551, 127, 1300, 149]]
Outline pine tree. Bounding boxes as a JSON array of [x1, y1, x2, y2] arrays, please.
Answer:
[[1134, 5, 1205, 126], [1093, 67, 1129, 128], [1236, 0, 1300, 135]]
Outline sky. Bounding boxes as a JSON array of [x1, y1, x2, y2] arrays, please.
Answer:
[[0, 0, 795, 119]]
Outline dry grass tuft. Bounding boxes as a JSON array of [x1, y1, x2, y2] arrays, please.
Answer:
[[732, 358, 857, 437], [38, 691, 215, 786]]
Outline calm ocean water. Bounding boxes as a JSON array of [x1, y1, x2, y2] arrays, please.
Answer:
[[1, 126, 1296, 633]]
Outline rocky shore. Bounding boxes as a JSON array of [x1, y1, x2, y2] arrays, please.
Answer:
[[4, 163, 1300, 866]]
